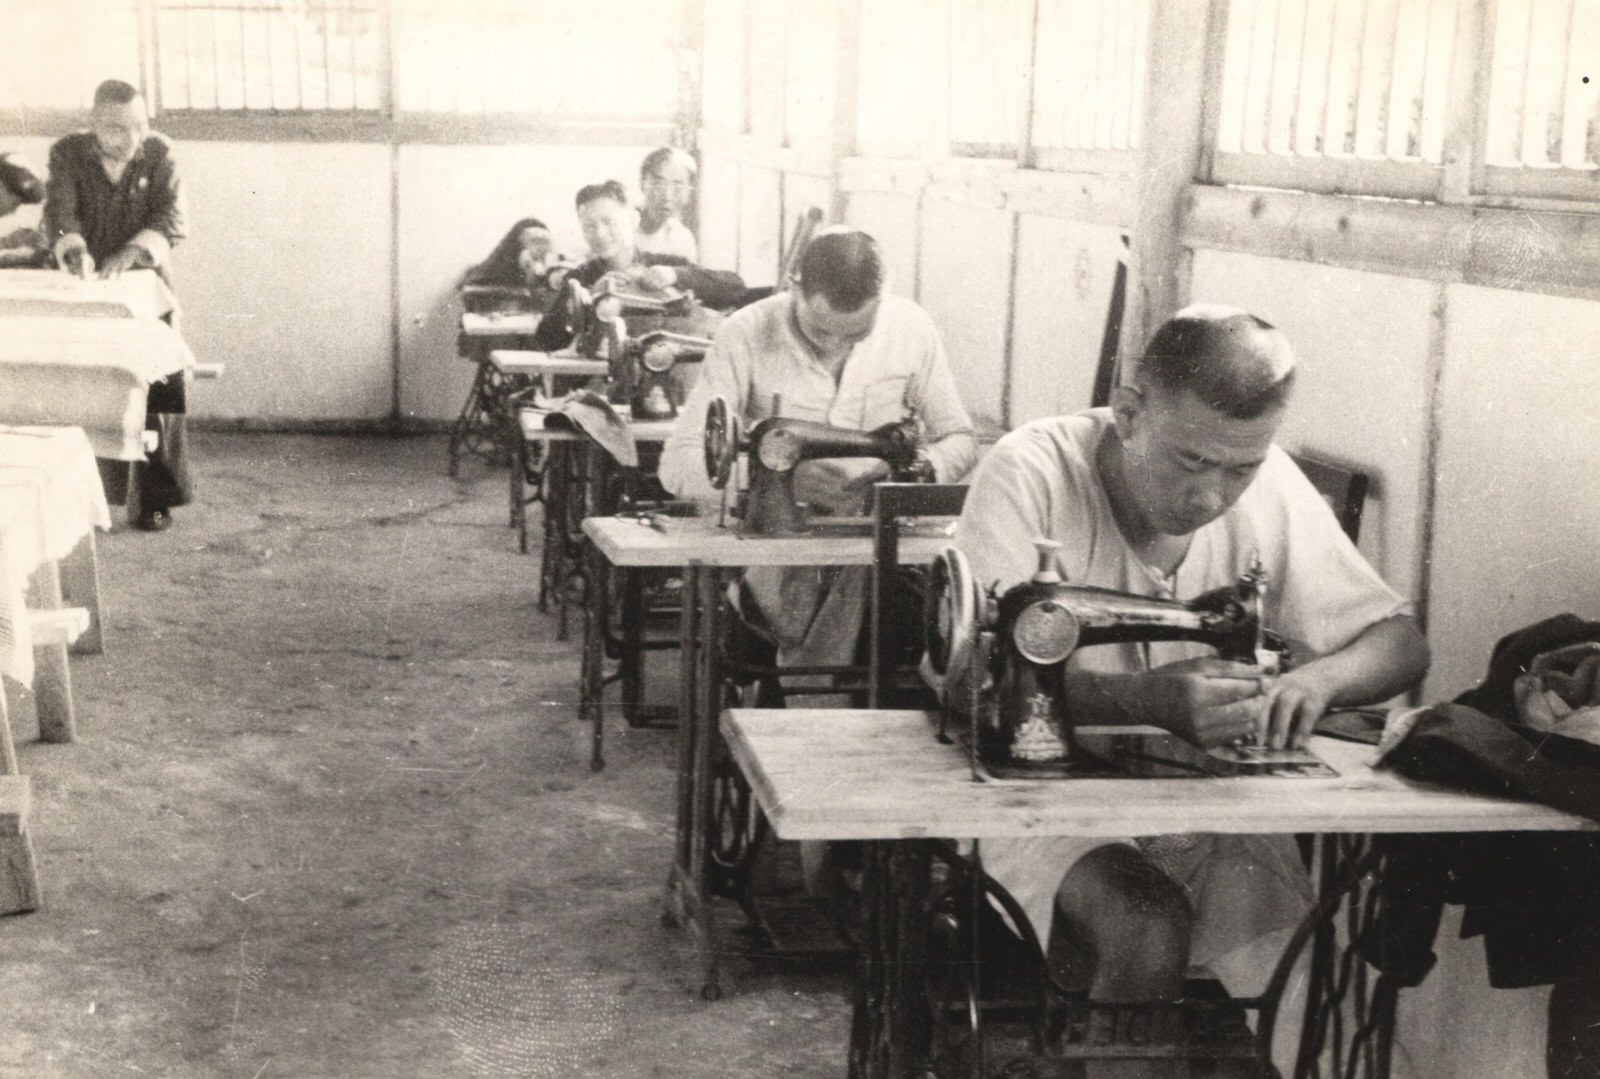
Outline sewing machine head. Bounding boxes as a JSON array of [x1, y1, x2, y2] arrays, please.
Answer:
[[554, 275, 696, 358], [924, 540, 1287, 777], [702, 395, 933, 535], [601, 318, 710, 421]]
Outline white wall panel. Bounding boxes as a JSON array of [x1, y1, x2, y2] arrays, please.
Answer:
[[918, 196, 1010, 431], [1430, 285, 1600, 697], [1010, 215, 1123, 425], [842, 191, 918, 299], [180, 141, 394, 421], [736, 162, 782, 288]]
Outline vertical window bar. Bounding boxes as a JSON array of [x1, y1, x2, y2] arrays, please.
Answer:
[[265, 3, 279, 109], [316, 2, 332, 108], [1553, 0, 1577, 165], [1515, 0, 1539, 162]]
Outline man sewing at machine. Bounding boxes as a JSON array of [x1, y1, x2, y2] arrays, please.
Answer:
[[529, 180, 743, 354], [659, 226, 977, 684], [951, 305, 1429, 1074]]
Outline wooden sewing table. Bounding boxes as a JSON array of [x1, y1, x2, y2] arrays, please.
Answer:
[[447, 307, 548, 474], [720, 707, 1596, 1079], [582, 515, 960, 995]]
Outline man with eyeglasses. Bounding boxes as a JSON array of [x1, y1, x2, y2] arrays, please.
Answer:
[[44, 79, 191, 533], [636, 147, 698, 262]]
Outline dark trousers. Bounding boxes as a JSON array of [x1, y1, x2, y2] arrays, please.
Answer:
[[137, 372, 191, 513], [98, 372, 192, 515]]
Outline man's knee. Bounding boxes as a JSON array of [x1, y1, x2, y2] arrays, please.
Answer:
[[1055, 844, 1192, 976]]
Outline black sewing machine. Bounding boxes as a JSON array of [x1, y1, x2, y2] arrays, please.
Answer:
[[551, 275, 696, 359], [702, 395, 933, 535], [924, 540, 1334, 779], [600, 317, 711, 421]]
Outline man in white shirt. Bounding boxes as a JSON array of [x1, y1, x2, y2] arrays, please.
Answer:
[[660, 227, 977, 673], [952, 305, 1430, 1075]]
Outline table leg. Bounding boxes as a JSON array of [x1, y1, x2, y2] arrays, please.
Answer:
[[662, 562, 702, 931], [0, 773, 41, 914], [25, 560, 75, 744], [849, 839, 935, 1079], [0, 692, 17, 775], [1293, 833, 1403, 1079], [448, 351, 496, 476], [663, 563, 728, 998], [537, 443, 566, 618], [618, 566, 645, 722], [584, 536, 607, 772], [59, 530, 103, 656]]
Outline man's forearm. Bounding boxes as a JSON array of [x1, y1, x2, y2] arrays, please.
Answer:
[[1290, 614, 1430, 707], [923, 430, 978, 483]]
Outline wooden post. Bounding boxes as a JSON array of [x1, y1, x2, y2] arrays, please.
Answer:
[[26, 561, 76, 744], [1125, 0, 1229, 364], [59, 529, 105, 656]]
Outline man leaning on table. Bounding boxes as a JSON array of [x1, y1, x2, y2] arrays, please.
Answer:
[[43, 78, 189, 532], [951, 304, 1429, 1076], [659, 226, 977, 676]]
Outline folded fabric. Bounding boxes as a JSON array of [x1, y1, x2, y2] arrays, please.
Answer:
[[538, 390, 637, 468]]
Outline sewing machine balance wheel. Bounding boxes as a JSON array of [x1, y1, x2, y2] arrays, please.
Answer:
[[924, 545, 982, 691], [703, 395, 740, 490]]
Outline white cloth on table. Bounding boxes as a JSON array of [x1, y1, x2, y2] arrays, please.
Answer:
[[658, 292, 978, 667], [0, 426, 112, 687], [0, 267, 176, 322], [0, 315, 194, 459], [952, 408, 1413, 974], [0, 487, 45, 687]]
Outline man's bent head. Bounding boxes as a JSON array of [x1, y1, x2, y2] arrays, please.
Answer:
[[1110, 305, 1296, 537], [90, 79, 149, 165], [1134, 304, 1296, 419], [792, 228, 885, 358]]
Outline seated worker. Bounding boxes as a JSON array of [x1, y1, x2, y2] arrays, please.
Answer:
[[636, 147, 697, 261], [461, 216, 559, 292], [659, 226, 977, 675], [0, 152, 49, 267], [44, 78, 189, 532], [529, 180, 743, 353], [952, 305, 1429, 1076]]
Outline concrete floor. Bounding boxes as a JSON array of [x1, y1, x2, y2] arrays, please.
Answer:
[[0, 433, 849, 1079]]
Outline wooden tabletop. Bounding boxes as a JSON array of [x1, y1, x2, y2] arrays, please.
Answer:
[[460, 311, 541, 337], [582, 515, 959, 568], [720, 708, 1596, 841], [491, 351, 608, 378]]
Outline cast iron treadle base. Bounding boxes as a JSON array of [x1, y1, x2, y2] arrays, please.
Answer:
[[745, 896, 855, 958]]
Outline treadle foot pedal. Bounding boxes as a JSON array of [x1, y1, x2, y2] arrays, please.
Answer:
[[625, 704, 678, 729], [742, 896, 855, 958]]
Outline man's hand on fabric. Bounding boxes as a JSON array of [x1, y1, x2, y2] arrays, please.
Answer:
[[1142, 657, 1269, 748], [1259, 668, 1336, 749], [55, 235, 94, 279], [98, 244, 149, 278]]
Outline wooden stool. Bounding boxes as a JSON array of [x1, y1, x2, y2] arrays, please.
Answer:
[[0, 774, 41, 914]]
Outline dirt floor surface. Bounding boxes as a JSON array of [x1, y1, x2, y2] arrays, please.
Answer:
[[0, 432, 851, 1079]]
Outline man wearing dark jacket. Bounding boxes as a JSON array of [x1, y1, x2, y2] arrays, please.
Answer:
[[529, 180, 743, 353], [44, 79, 189, 532]]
